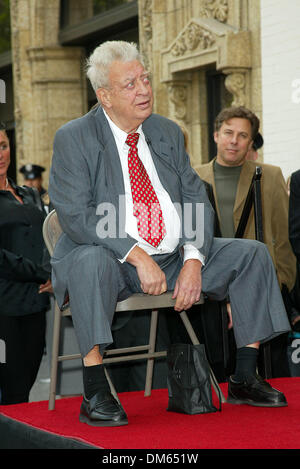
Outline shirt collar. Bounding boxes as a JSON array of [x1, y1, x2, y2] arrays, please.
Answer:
[[102, 109, 143, 148]]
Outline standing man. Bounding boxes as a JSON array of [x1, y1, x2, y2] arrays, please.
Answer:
[[49, 42, 290, 427], [197, 106, 297, 375]]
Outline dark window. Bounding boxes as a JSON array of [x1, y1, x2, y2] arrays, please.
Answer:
[[60, 0, 135, 28], [0, 0, 11, 53], [58, 1, 139, 110], [93, 0, 133, 16]]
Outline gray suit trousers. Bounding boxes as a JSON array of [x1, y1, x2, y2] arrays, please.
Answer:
[[58, 237, 290, 358]]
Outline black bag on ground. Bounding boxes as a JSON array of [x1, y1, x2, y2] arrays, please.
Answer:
[[166, 343, 222, 415]]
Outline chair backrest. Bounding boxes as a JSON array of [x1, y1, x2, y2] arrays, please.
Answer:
[[43, 209, 63, 256]]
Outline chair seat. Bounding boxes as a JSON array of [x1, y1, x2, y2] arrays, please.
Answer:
[[115, 291, 204, 312]]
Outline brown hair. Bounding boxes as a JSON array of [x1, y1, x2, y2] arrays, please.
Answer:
[[214, 106, 260, 139], [0, 121, 8, 139]]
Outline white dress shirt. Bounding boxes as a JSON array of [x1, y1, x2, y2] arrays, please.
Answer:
[[103, 110, 204, 265]]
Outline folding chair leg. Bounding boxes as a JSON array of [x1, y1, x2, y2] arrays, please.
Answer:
[[104, 367, 120, 403], [48, 302, 62, 410], [179, 310, 227, 404], [179, 310, 200, 345], [220, 301, 230, 372], [144, 309, 159, 397]]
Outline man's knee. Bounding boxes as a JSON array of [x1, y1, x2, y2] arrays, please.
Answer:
[[234, 238, 269, 258], [70, 245, 118, 277], [232, 239, 274, 277]]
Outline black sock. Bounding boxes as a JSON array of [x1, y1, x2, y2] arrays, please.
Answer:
[[232, 347, 259, 382], [82, 363, 110, 400]]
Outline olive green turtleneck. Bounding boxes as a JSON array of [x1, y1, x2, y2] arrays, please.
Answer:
[[213, 160, 243, 238]]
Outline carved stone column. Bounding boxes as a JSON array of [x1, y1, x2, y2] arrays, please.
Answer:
[[149, 0, 261, 167], [223, 69, 249, 107], [27, 46, 87, 180], [168, 80, 189, 123], [138, 0, 153, 73]]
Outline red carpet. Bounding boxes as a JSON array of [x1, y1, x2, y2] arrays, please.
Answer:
[[1, 378, 300, 449]]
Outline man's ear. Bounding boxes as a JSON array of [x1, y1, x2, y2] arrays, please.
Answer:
[[96, 88, 111, 108], [213, 131, 219, 144]]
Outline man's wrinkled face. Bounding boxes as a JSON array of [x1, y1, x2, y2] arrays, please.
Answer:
[[214, 118, 253, 167], [97, 60, 153, 133]]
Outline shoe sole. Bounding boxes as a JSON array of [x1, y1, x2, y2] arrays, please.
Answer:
[[227, 396, 287, 407], [79, 413, 128, 427]]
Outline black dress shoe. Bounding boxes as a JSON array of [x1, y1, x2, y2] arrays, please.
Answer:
[[79, 391, 128, 427], [227, 374, 287, 407]]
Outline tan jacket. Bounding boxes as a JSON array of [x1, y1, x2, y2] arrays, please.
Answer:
[[197, 159, 297, 291]]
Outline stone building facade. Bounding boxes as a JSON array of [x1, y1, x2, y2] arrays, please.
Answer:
[[0, 0, 274, 185], [9, 0, 89, 185], [139, 0, 261, 171], [260, 0, 300, 179]]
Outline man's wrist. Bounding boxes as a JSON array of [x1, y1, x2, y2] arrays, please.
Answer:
[[183, 244, 205, 266], [125, 245, 150, 267], [184, 258, 202, 269]]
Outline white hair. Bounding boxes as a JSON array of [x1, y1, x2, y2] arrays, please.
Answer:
[[86, 41, 144, 92]]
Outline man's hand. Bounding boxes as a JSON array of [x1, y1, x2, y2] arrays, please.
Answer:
[[172, 259, 202, 311], [39, 279, 53, 294], [126, 246, 167, 295], [226, 302, 233, 329]]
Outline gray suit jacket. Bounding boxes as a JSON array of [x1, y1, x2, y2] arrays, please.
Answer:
[[49, 106, 214, 307]]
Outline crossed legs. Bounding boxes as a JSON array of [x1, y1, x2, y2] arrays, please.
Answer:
[[63, 238, 290, 423], [67, 238, 290, 367]]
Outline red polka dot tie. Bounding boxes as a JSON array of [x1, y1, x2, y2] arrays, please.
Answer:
[[126, 133, 166, 247]]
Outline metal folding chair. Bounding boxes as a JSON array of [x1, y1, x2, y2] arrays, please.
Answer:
[[43, 209, 226, 410]]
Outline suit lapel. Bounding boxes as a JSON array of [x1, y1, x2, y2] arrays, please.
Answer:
[[142, 117, 181, 204], [200, 159, 255, 231], [94, 106, 125, 199], [202, 158, 221, 222]]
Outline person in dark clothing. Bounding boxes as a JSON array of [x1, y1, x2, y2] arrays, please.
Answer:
[[19, 163, 46, 195], [0, 125, 52, 404], [19, 164, 51, 214], [289, 170, 300, 267], [197, 107, 296, 378], [289, 169, 300, 330]]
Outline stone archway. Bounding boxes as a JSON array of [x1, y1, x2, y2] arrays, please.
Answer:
[[160, 17, 252, 167], [139, 0, 261, 168]]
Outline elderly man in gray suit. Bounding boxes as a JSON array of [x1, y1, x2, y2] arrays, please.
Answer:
[[49, 41, 290, 427]]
